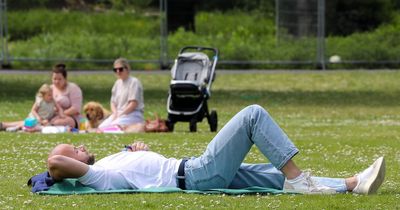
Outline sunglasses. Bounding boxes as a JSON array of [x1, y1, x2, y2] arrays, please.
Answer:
[[113, 67, 125, 73]]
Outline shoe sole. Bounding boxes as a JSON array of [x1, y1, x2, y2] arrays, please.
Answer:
[[305, 189, 336, 195], [360, 157, 386, 195], [283, 182, 337, 195], [283, 189, 336, 195]]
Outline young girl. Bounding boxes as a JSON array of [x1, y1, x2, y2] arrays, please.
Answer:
[[30, 84, 65, 126], [1, 84, 65, 132]]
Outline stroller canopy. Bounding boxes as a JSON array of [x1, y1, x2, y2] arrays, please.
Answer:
[[171, 52, 211, 85]]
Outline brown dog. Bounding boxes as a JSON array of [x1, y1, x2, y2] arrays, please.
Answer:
[[83, 101, 111, 130]]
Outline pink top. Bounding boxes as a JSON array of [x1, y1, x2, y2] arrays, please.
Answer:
[[51, 82, 82, 123]]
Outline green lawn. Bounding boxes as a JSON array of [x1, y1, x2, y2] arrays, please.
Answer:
[[0, 70, 399, 209]]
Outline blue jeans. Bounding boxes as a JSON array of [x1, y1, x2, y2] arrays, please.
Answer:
[[184, 105, 347, 193]]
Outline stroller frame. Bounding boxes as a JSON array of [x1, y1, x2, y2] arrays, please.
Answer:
[[166, 46, 219, 132]]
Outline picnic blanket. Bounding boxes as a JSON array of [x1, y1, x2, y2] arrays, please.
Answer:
[[37, 179, 291, 195]]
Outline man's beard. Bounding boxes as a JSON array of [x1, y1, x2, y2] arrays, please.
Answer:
[[87, 154, 96, 165]]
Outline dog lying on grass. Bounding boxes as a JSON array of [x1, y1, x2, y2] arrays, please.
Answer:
[[83, 101, 111, 131]]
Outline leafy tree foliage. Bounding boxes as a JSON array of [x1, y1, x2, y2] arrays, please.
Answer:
[[6, 0, 400, 36], [326, 0, 395, 35]]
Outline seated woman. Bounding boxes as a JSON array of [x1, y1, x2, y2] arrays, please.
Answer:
[[50, 63, 83, 129], [1, 63, 81, 131], [98, 58, 145, 133]]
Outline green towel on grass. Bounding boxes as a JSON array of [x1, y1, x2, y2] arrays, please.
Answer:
[[38, 179, 290, 195]]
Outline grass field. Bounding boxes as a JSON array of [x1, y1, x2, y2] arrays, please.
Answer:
[[0, 70, 399, 209]]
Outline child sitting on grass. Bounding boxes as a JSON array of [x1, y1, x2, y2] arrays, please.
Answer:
[[0, 84, 65, 132]]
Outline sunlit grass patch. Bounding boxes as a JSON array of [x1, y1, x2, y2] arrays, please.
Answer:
[[0, 70, 399, 209]]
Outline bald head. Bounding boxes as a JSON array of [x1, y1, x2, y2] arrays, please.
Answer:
[[49, 144, 95, 165], [49, 144, 73, 157]]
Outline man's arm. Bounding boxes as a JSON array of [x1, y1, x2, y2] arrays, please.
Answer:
[[47, 155, 89, 181]]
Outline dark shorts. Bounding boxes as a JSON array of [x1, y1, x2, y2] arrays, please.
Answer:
[[72, 117, 79, 129]]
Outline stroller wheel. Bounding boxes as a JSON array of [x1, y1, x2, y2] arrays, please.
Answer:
[[209, 110, 218, 132], [189, 119, 197, 132], [166, 120, 174, 132]]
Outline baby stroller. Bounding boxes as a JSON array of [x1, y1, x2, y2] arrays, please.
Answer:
[[166, 46, 218, 132]]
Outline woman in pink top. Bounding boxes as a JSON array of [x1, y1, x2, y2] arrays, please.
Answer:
[[50, 63, 83, 129], [0, 63, 82, 131]]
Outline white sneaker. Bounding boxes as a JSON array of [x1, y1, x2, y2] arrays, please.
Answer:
[[6, 126, 19, 132], [353, 157, 385, 195], [283, 172, 336, 194]]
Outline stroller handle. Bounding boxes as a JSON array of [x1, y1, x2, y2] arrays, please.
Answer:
[[179, 46, 219, 59]]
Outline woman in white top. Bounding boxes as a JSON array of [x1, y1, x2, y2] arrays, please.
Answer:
[[98, 58, 145, 133]]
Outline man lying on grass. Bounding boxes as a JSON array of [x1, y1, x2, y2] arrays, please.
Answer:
[[47, 105, 385, 195]]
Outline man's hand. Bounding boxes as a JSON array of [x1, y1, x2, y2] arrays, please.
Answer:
[[127, 141, 149, 152]]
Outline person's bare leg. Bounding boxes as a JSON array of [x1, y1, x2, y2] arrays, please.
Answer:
[[280, 160, 302, 179], [2, 121, 24, 128], [51, 116, 76, 128], [123, 123, 145, 133], [345, 176, 358, 191]]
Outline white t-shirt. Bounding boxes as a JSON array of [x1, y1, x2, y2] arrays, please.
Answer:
[[78, 151, 181, 190], [111, 76, 144, 113], [29, 97, 56, 120]]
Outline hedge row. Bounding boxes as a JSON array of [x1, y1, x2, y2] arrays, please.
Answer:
[[5, 9, 400, 69]]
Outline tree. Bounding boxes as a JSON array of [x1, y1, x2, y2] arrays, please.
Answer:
[[325, 0, 394, 36]]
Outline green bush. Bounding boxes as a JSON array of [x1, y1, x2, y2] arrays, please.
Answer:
[[326, 15, 400, 68], [4, 9, 400, 69], [8, 9, 160, 41], [326, 0, 395, 36]]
